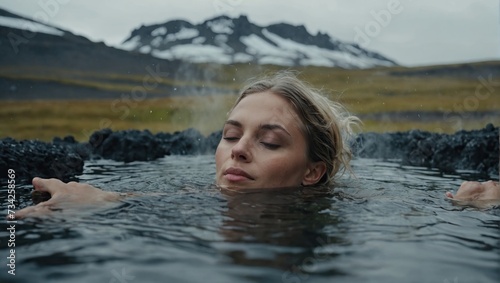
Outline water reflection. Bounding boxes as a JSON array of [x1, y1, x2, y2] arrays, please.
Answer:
[[0, 156, 498, 283], [219, 187, 349, 278]]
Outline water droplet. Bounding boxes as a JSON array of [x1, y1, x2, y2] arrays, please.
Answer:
[[150, 110, 153, 114], [232, 77, 235, 81], [174, 88, 177, 91]]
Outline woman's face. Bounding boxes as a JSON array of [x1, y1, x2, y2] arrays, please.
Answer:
[[215, 91, 322, 189]]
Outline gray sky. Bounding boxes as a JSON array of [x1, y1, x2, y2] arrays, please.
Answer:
[[1, 0, 498, 66]]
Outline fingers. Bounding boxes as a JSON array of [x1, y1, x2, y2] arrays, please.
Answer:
[[32, 177, 66, 195], [13, 203, 55, 219], [14, 178, 117, 219], [448, 180, 500, 207]]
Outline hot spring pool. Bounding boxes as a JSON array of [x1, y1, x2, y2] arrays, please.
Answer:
[[1, 156, 499, 283]]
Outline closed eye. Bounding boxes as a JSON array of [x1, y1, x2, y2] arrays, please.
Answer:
[[223, 137, 239, 141], [261, 142, 280, 150]]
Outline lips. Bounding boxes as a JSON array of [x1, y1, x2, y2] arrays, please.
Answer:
[[223, 167, 254, 182]]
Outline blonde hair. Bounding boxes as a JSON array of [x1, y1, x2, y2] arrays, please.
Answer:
[[230, 71, 360, 185]]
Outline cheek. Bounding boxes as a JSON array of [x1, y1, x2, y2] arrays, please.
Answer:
[[215, 144, 224, 170], [215, 141, 231, 173], [260, 155, 307, 185]]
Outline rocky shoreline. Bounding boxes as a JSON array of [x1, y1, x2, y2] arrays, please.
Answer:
[[0, 124, 498, 183]]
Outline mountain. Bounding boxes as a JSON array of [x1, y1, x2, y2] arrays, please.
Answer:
[[120, 15, 397, 68], [0, 8, 209, 100], [5, 7, 495, 102], [0, 8, 184, 73]]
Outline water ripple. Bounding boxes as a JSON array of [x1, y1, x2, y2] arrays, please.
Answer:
[[0, 156, 498, 283]]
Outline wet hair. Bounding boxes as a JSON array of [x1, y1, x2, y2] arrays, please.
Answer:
[[229, 71, 360, 185]]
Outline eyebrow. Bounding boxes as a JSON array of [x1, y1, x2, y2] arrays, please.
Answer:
[[224, 119, 242, 128], [224, 119, 291, 137]]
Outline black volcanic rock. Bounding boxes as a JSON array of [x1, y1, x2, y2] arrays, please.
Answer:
[[353, 124, 499, 177], [0, 138, 84, 182], [90, 129, 167, 162], [1, 125, 498, 184], [0, 128, 222, 182], [157, 128, 206, 155], [88, 128, 220, 159]]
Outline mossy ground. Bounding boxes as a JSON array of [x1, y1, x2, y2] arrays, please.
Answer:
[[1, 62, 498, 141]]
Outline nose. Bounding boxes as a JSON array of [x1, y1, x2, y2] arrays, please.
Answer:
[[231, 138, 252, 162]]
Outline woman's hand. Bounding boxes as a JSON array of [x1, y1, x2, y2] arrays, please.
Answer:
[[14, 177, 122, 219], [445, 180, 500, 209]]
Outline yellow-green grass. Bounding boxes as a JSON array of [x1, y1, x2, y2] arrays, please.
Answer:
[[1, 94, 497, 142], [0, 66, 241, 93], [1, 63, 499, 141], [0, 95, 237, 141]]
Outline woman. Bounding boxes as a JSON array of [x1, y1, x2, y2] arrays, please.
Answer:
[[215, 72, 358, 189], [14, 72, 500, 218]]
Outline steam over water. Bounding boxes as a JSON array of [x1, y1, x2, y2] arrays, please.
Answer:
[[1, 156, 499, 283]]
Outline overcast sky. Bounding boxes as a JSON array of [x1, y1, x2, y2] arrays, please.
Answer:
[[1, 0, 498, 66]]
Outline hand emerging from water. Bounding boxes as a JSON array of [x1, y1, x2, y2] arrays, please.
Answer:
[[14, 177, 122, 219], [445, 180, 500, 209]]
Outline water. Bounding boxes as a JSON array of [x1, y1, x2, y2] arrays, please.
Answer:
[[1, 156, 499, 283]]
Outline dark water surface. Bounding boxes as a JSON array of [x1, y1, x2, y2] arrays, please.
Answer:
[[1, 156, 499, 283]]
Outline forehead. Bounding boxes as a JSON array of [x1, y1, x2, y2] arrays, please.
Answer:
[[229, 91, 301, 125]]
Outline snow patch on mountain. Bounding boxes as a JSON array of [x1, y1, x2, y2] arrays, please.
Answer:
[[121, 35, 140, 51], [167, 28, 199, 42], [208, 18, 234, 34], [0, 15, 64, 36], [151, 27, 167, 36]]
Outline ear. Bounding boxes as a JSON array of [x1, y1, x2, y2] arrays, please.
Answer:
[[302, 161, 327, 186]]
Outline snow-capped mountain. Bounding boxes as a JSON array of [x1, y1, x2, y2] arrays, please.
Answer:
[[120, 15, 397, 68]]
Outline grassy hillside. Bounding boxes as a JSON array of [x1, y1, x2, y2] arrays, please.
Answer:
[[1, 61, 499, 141], [0, 95, 236, 141]]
